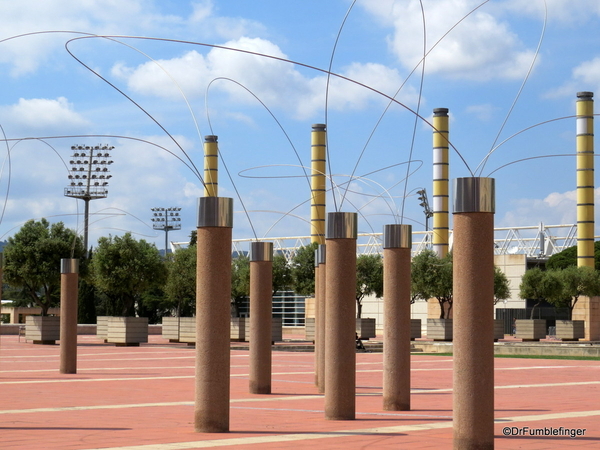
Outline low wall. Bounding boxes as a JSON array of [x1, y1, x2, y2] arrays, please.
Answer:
[[1, 323, 163, 335], [412, 341, 600, 357]]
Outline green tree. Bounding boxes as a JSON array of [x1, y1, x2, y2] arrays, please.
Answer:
[[493, 266, 511, 305], [272, 253, 292, 296], [164, 245, 197, 317], [549, 266, 600, 319], [356, 254, 383, 318], [4, 219, 85, 316], [91, 233, 166, 316], [411, 249, 453, 319], [231, 254, 249, 317], [519, 267, 562, 319], [546, 241, 600, 270], [290, 242, 318, 296]]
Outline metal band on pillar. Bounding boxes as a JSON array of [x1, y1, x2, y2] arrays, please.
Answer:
[[249, 241, 273, 394], [576, 92, 595, 267], [452, 177, 495, 450], [60, 258, 79, 374], [325, 212, 357, 420], [432, 108, 450, 258], [311, 124, 327, 245], [204, 135, 219, 198], [383, 224, 412, 410], [195, 196, 233, 433], [316, 244, 326, 393]]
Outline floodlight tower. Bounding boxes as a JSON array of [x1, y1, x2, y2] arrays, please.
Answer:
[[417, 189, 433, 235], [151, 207, 182, 255], [64, 144, 114, 254]]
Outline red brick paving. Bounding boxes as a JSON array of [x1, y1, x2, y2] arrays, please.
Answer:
[[1, 334, 599, 449]]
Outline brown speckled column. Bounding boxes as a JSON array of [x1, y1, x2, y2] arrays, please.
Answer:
[[316, 244, 326, 394], [314, 249, 321, 387], [195, 197, 233, 433], [249, 241, 273, 394], [59, 259, 79, 374], [383, 225, 412, 411], [325, 212, 357, 420], [453, 177, 495, 450]]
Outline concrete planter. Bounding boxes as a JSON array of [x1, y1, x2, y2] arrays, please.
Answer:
[[356, 318, 376, 340], [555, 320, 585, 341], [230, 317, 246, 341], [161, 317, 180, 342], [96, 316, 109, 342], [25, 316, 60, 344], [494, 319, 505, 341], [244, 316, 283, 343], [305, 317, 315, 341], [516, 319, 546, 341], [411, 319, 422, 340], [178, 317, 196, 344], [427, 318, 453, 341], [106, 317, 148, 346]]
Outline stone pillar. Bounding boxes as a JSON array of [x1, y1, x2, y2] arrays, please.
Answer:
[[383, 224, 412, 411], [325, 212, 357, 420], [316, 244, 326, 393], [195, 197, 233, 433], [249, 241, 273, 394], [453, 177, 495, 450], [311, 124, 327, 245], [203, 135, 219, 197], [60, 259, 79, 374]]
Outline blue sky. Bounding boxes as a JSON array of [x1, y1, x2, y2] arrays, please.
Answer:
[[0, 0, 599, 251]]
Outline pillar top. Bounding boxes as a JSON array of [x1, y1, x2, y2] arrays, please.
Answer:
[[250, 241, 273, 262], [197, 197, 233, 228], [577, 92, 594, 99], [312, 124, 326, 131], [204, 135, 218, 142], [433, 108, 449, 116], [383, 224, 412, 249], [453, 177, 495, 214], [326, 212, 358, 239], [61, 258, 79, 274]]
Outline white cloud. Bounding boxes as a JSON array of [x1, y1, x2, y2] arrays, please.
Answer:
[[498, 188, 600, 230], [501, 0, 600, 24], [545, 57, 600, 98], [1, 97, 89, 131], [112, 38, 418, 120], [360, 0, 538, 81]]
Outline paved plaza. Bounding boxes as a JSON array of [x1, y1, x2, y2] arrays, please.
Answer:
[[1, 334, 599, 449]]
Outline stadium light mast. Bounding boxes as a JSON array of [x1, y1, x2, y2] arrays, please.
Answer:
[[64, 144, 114, 254], [151, 207, 182, 255], [417, 188, 433, 234]]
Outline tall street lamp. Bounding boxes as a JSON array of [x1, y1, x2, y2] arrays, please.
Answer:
[[64, 144, 114, 254], [151, 207, 182, 256]]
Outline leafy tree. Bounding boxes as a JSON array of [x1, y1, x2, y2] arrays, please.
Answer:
[[493, 266, 511, 305], [290, 242, 318, 296], [231, 254, 249, 317], [272, 253, 292, 296], [547, 241, 600, 270], [4, 219, 85, 316], [189, 230, 197, 246], [164, 245, 197, 317], [355, 254, 383, 318], [519, 267, 562, 319], [91, 233, 166, 316], [411, 249, 453, 319], [548, 266, 600, 319]]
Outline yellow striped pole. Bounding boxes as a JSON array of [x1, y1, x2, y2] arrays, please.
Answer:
[[311, 124, 327, 245], [432, 108, 450, 258], [576, 92, 594, 268], [204, 135, 218, 197]]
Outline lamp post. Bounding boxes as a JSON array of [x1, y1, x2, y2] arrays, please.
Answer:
[[417, 189, 433, 235], [64, 145, 114, 255], [151, 207, 182, 255]]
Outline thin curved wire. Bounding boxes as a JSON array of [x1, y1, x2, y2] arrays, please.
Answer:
[[487, 154, 573, 177], [324, 0, 359, 212], [0, 124, 13, 228], [399, 0, 427, 224], [476, 0, 548, 176]]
